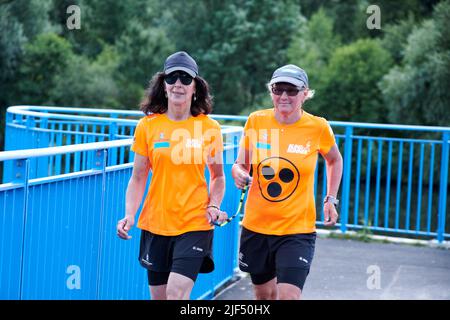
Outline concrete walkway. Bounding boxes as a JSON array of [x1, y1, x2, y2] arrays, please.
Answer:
[[214, 235, 450, 300]]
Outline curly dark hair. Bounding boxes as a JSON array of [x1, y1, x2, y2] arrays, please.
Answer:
[[139, 72, 213, 116]]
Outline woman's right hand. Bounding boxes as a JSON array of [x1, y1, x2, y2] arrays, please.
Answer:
[[232, 164, 252, 190], [117, 215, 135, 240]]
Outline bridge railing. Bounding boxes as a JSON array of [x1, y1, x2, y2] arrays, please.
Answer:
[[2, 106, 449, 247], [3, 106, 241, 180], [0, 138, 242, 300], [211, 115, 450, 243]]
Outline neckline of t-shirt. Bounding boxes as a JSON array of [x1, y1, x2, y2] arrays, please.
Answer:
[[162, 112, 197, 124], [270, 108, 309, 128]]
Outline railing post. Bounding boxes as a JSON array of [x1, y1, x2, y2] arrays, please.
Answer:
[[340, 126, 353, 233], [226, 130, 242, 167], [437, 132, 449, 243], [26, 117, 37, 179], [13, 158, 31, 299], [3, 112, 14, 183], [108, 117, 118, 166], [37, 117, 49, 178], [94, 149, 107, 299]]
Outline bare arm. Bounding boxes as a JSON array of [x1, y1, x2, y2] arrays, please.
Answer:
[[206, 151, 227, 224], [321, 144, 343, 226], [117, 154, 151, 239], [231, 146, 253, 189]]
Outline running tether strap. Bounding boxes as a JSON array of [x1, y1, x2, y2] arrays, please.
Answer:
[[214, 177, 249, 227]]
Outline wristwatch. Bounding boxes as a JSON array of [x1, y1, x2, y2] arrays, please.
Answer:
[[324, 195, 339, 206]]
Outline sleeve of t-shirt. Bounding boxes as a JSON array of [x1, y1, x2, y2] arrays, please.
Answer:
[[239, 114, 254, 151], [209, 120, 224, 158], [318, 118, 336, 155], [131, 118, 148, 157]]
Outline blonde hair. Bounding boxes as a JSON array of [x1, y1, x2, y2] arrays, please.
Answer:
[[305, 89, 315, 101]]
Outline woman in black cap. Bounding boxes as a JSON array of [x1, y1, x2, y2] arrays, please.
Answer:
[[117, 51, 227, 300], [232, 64, 343, 299]]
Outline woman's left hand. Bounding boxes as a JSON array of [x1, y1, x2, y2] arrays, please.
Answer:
[[206, 207, 228, 225], [323, 202, 339, 226]]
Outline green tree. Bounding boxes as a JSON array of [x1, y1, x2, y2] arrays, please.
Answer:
[[296, 0, 370, 43], [115, 22, 174, 109], [60, 0, 163, 57], [380, 0, 450, 126], [0, 0, 53, 150], [0, 4, 26, 107], [116, 22, 174, 86], [287, 8, 340, 113], [317, 39, 393, 122], [48, 0, 83, 35], [50, 46, 121, 109], [165, 0, 303, 114], [0, 0, 54, 104], [16, 33, 74, 105], [298, 0, 439, 43], [8, 0, 53, 40], [381, 14, 417, 64], [330, 0, 364, 42], [374, 0, 439, 23], [295, 0, 329, 18], [16, 34, 122, 109]]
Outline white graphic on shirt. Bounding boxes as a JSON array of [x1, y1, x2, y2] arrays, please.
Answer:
[[186, 138, 203, 149], [287, 141, 311, 154]]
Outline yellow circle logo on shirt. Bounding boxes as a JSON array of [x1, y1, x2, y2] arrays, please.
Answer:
[[256, 157, 300, 202]]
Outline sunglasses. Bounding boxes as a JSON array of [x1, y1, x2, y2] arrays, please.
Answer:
[[164, 71, 194, 85], [271, 85, 302, 96]]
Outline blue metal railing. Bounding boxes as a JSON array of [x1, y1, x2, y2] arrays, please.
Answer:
[[4, 106, 450, 240], [1, 106, 245, 299], [3, 106, 242, 180], [198, 116, 450, 242], [0, 138, 242, 300], [1, 106, 449, 300], [3, 106, 449, 243]]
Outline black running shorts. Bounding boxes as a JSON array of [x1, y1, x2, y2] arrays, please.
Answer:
[[139, 230, 214, 285], [239, 227, 316, 290]]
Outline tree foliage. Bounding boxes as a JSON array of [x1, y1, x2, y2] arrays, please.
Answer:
[[287, 9, 339, 95], [17, 33, 74, 105], [380, 0, 450, 126], [164, 0, 302, 114], [1, 0, 449, 152], [316, 39, 393, 122]]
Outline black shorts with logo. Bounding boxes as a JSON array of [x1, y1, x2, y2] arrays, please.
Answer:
[[239, 227, 316, 290], [139, 229, 214, 285]]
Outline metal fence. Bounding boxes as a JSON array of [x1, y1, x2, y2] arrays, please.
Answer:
[[2, 106, 242, 180], [0, 141, 242, 300], [1, 106, 243, 300], [206, 114, 450, 242], [1, 105, 449, 299], [3, 106, 449, 241]]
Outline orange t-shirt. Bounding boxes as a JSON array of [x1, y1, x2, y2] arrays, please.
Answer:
[[240, 109, 335, 235], [131, 113, 223, 236]]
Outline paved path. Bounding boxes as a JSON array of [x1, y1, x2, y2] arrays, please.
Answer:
[[214, 236, 450, 300]]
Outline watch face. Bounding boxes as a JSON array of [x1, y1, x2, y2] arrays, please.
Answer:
[[324, 196, 339, 205]]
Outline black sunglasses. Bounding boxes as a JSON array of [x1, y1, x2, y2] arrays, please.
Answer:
[[164, 71, 194, 85], [271, 85, 302, 96]]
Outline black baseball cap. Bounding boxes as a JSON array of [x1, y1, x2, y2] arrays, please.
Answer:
[[164, 51, 199, 78]]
